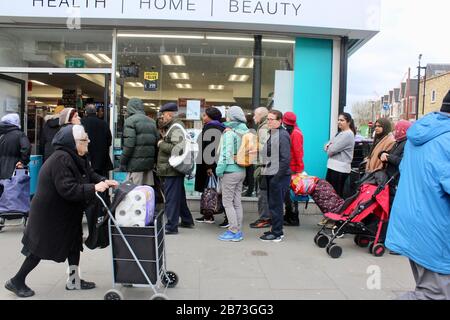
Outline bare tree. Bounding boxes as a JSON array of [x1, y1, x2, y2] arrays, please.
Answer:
[[351, 100, 376, 127]]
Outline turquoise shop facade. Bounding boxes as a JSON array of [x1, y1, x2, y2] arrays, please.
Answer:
[[0, 0, 380, 178]]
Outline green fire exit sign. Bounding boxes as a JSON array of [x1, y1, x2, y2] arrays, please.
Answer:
[[65, 58, 85, 68]]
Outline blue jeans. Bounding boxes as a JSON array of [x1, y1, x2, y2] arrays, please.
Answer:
[[267, 175, 291, 236]]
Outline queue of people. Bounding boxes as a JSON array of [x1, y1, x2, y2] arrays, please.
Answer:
[[2, 90, 449, 300]]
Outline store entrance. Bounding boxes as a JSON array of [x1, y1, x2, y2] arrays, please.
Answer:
[[24, 72, 110, 154]]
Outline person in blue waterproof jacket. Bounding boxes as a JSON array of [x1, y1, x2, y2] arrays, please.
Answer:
[[385, 90, 450, 300]]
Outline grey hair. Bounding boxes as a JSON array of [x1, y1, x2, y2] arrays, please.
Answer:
[[85, 104, 97, 114], [255, 107, 269, 118]]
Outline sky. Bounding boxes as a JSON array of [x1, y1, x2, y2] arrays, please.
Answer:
[[347, 0, 450, 111]]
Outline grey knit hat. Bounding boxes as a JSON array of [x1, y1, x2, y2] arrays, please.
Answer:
[[227, 106, 246, 123]]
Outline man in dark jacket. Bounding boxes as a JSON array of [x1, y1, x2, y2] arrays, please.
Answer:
[[81, 104, 113, 177], [81, 104, 114, 250], [0, 113, 31, 179], [39, 106, 63, 162], [259, 110, 291, 242], [120, 98, 159, 185], [157, 102, 194, 234]]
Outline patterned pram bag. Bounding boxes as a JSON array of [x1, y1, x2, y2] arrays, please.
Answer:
[[310, 179, 345, 214]]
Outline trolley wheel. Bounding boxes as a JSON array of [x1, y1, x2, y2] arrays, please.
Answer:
[[372, 243, 385, 257], [354, 235, 371, 248], [150, 293, 169, 300], [326, 244, 343, 259], [368, 242, 374, 254], [315, 234, 329, 248], [104, 289, 124, 301], [162, 271, 179, 288], [0, 217, 5, 232]]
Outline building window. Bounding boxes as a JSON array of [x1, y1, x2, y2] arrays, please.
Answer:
[[431, 90, 437, 103]]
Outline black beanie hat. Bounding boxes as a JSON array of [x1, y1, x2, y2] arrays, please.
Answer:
[[441, 90, 450, 113], [205, 107, 222, 121]]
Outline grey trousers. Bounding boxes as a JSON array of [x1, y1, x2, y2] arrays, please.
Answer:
[[398, 260, 450, 300], [221, 171, 246, 233], [127, 171, 154, 186]]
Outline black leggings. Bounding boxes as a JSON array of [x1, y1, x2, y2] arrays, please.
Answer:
[[12, 250, 81, 288], [326, 169, 349, 198]]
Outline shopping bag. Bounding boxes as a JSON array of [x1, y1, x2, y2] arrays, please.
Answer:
[[84, 191, 110, 250], [290, 173, 319, 196], [0, 169, 30, 214], [200, 176, 223, 216]]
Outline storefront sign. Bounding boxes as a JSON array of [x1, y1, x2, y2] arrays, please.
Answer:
[[144, 71, 158, 91], [0, 0, 380, 36]]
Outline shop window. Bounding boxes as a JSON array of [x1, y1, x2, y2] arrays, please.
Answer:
[[0, 28, 113, 69]]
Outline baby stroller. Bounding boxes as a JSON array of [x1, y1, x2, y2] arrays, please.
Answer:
[[314, 171, 394, 259], [96, 181, 178, 300]]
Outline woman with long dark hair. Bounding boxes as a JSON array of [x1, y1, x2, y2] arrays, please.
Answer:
[[324, 113, 356, 197]]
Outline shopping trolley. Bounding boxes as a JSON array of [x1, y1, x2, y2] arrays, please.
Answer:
[[95, 186, 178, 300]]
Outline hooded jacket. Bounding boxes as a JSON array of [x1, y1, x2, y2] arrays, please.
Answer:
[[120, 99, 159, 172], [216, 121, 249, 177], [22, 125, 105, 262], [0, 121, 31, 179], [39, 115, 60, 162], [386, 112, 450, 274]]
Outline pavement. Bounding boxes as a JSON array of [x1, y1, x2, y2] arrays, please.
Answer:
[[0, 212, 415, 300]]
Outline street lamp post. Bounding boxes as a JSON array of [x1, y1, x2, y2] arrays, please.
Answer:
[[416, 54, 427, 120]]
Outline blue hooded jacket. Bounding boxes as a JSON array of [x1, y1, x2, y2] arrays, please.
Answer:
[[386, 112, 450, 274]]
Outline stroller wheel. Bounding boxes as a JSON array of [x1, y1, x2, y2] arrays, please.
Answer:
[[162, 271, 179, 288], [331, 227, 344, 239], [372, 244, 385, 257], [327, 244, 342, 259], [315, 234, 329, 248], [354, 235, 371, 248], [104, 289, 124, 300], [151, 293, 169, 300]]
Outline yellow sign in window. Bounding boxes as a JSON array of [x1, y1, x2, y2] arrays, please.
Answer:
[[144, 72, 159, 81]]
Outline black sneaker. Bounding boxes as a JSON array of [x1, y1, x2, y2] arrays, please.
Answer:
[[219, 218, 229, 228], [195, 217, 215, 224], [283, 218, 300, 227], [179, 221, 195, 229], [165, 229, 179, 235], [260, 232, 284, 242]]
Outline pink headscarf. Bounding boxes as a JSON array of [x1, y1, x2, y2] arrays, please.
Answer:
[[394, 120, 412, 141]]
